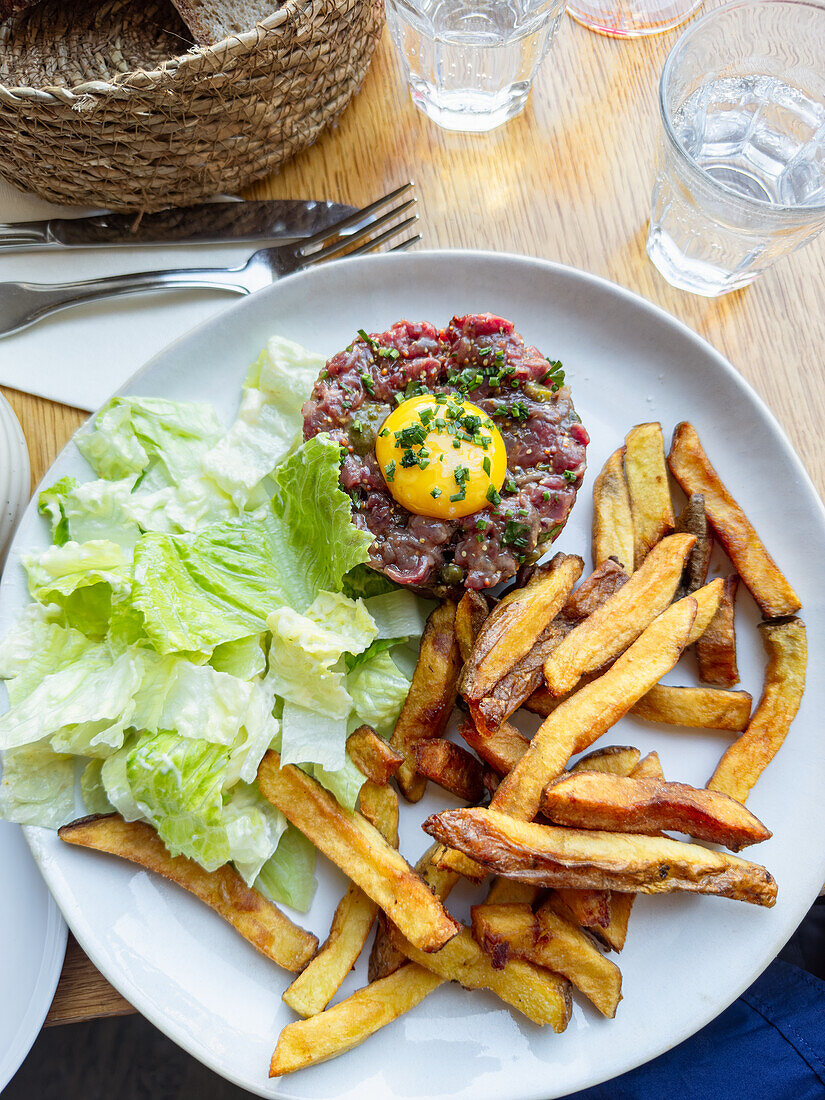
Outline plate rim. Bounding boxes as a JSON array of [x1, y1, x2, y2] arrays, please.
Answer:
[[11, 248, 825, 1099]]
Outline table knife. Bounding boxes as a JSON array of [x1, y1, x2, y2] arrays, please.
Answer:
[[0, 199, 358, 250]]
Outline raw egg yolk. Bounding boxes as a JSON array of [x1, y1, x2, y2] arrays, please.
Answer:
[[375, 394, 507, 519]]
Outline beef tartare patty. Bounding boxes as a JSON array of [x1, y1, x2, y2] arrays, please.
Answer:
[[302, 314, 589, 593]]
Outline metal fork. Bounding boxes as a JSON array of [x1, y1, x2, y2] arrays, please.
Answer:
[[0, 183, 420, 338]]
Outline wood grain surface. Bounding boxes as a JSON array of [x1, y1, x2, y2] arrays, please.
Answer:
[[4, 15, 823, 1024]]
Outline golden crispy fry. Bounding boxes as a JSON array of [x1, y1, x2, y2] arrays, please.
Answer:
[[459, 715, 530, 776], [424, 808, 778, 907], [569, 745, 642, 776], [496, 598, 697, 821], [58, 814, 317, 972], [708, 618, 807, 803], [387, 924, 573, 1029], [346, 725, 404, 785], [675, 493, 712, 598], [472, 901, 622, 1018], [257, 753, 460, 953], [552, 888, 610, 928], [455, 590, 489, 662], [696, 575, 740, 688], [540, 772, 771, 851], [625, 422, 676, 566], [391, 599, 462, 802], [543, 534, 695, 697], [632, 683, 751, 731], [526, 579, 721, 720], [593, 447, 635, 572], [412, 738, 485, 803], [474, 560, 629, 732], [462, 553, 583, 702], [486, 877, 543, 905], [595, 752, 664, 952], [369, 843, 459, 982], [560, 745, 643, 933], [668, 422, 800, 617], [437, 599, 697, 881], [271, 964, 445, 1076], [282, 783, 399, 1017]]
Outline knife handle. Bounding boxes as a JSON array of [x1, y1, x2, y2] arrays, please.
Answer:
[[0, 264, 259, 338], [0, 222, 50, 246]]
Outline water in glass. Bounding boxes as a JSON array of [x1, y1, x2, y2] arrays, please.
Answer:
[[646, 1, 825, 297], [385, 0, 566, 132]]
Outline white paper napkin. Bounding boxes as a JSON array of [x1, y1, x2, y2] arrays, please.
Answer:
[[0, 179, 257, 411]]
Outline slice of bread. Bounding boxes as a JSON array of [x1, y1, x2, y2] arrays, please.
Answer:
[[170, 1, 284, 45]]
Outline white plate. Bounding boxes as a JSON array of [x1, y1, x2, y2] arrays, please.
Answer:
[[3, 252, 824, 1099], [0, 393, 30, 569], [0, 822, 67, 1089]]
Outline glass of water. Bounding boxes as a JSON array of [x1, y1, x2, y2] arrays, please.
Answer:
[[385, 0, 567, 132], [646, 0, 825, 297]]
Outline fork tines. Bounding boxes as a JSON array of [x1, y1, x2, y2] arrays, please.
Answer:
[[299, 182, 420, 267]]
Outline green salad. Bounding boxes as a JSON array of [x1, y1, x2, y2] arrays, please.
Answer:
[[0, 336, 430, 912]]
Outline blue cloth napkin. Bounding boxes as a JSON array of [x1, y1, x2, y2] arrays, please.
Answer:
[[571, 959, 825, 1100]]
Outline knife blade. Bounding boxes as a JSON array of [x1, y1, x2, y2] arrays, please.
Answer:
[[0, 199, 358, 250]]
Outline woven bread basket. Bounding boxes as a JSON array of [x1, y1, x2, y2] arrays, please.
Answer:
[[0, 0, 383, 211]]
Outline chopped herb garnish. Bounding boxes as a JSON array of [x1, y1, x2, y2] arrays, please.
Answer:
[[542, 359, 566, 392], [482, 456, 492, 476], [384, 460, 396, 481], [476, 534, 485, 544], [450, 489, 467, 502], [360, 372, 375, 395], [486, 485, 501, 505], [563, 469, 577, 483], [453, 465, 470, 485], [502, 518, 530, 550], [430, 487, 442, 499], [542, 491, 551, 502], [505, 478, 517, 493]]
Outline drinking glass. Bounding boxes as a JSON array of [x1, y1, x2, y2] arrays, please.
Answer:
[[646, 0, 825, 297], [567, 0, 701, 37], [385, 0, 567, 132]]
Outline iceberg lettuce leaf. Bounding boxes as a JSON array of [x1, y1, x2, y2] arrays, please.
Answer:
[[0, 742, 76, 828], [255, 824, 317, 913]]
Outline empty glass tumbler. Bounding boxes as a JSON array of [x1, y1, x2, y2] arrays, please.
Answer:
[[646, 0, 825, 296], [567, 0, 702, 38], [385, 0, 567, 132]]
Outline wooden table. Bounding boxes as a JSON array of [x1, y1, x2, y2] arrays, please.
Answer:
[[4, 13, 823, 1027]]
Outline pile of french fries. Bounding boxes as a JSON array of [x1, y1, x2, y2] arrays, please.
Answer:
[[57, 420, 808, 1081]]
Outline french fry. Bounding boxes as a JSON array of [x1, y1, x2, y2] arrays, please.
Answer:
[[668, 422, 800, 617], [424, 808, 778, 907], [624, 422, 676, 565], [369, 843, 459, 982], [455, 590, 489, 662], [271, 964, 445, 1075], [540, 772, 771, 851], [438, 598, 697, 881], [257, 753, 460, 952], [495, 598, 697, 822], [708, 618, 807, 803], [58, 814, 317, 972], [282, 782, 398, 1017], [543, 534, 695, 697], [387, 924, 572, 1029], [596, 752, 664, 952], [462, 553, 583, 702], [390, 599, 463, 802], [592, 447, 635, 572], [696, 575, 740, 688], [459, 716, 530, 776], [552, 888, 610, 928], [632, 684, 751, 731], [675, 493, 712, 598], [346, 725, 404, 785], [486, 877, 543, 905], [412, 739, 485, 803], [559, 745, 643, 932], [474, 559, 629, 732], [472, 901, 622, 1018], [569, 745, 641, 776]]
